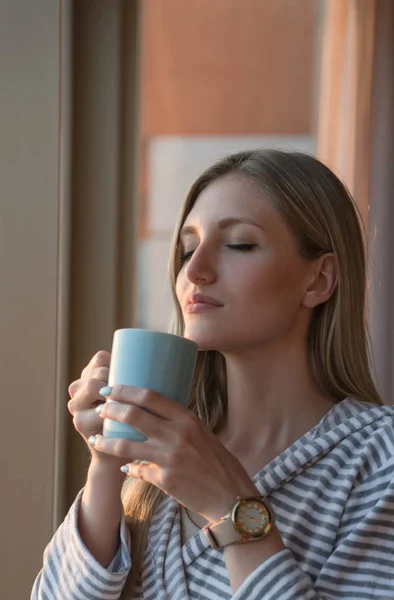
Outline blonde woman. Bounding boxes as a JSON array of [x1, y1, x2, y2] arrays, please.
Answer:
[[32, 149, 394, 600]]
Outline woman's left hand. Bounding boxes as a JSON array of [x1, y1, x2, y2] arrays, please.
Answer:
[[89, 385, 260, 523]]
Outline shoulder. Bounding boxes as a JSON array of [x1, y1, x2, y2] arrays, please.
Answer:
[[340, 398, 394, 480], [317, 397, 394, 478], [346, 398, 394, 438], [331, 397, 394, 435]]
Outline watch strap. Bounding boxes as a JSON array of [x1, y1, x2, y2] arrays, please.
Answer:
[[203, 513, 243, 549]]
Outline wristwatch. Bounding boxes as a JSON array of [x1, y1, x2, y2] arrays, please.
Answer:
[[203, 495, 276, 549]]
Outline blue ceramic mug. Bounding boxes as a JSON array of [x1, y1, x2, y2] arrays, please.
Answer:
[[102, 329, 199, 442]]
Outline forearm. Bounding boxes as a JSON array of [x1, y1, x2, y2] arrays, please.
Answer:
[[224, 524, 286, 594], [78, 460, 127, 568]]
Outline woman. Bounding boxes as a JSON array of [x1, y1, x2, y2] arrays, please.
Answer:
[[31, 149, 394, 600]]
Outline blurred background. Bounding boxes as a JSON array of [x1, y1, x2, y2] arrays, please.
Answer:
[[1, 0, 393, 596]]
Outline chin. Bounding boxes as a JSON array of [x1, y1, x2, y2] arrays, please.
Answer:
[[183, 326, 227, 353]]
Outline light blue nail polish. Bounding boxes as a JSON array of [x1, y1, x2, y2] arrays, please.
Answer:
[[120, 465, 129, 474], [99, 386, 112, 397], [95, 404, 104, 415], [88, 435, 96, 447]]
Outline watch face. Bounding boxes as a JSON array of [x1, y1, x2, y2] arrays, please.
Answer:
[[235, 500, 270, 536]]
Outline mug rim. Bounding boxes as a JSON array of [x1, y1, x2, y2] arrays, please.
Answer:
[[114, 328, 199, 348]]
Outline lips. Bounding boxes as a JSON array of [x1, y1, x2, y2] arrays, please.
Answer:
[[186, 293, 223, 308]]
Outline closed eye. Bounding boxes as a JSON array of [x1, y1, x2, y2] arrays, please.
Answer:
[[181, 244, 257, 261]]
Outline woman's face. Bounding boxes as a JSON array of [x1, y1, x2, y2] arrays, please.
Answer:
[[175, 173, 316, 352]]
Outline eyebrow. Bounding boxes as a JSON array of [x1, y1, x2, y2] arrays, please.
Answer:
[[179, 217, 264, 237]]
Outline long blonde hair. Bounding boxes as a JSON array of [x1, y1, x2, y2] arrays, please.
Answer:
[[120, 149, 383, 597]]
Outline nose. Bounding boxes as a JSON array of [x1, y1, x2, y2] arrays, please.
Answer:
[[184, 245, 217, 285]]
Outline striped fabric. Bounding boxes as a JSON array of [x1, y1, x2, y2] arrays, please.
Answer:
[[31, 397, 394, 600]]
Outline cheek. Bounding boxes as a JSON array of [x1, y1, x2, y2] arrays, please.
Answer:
[[237, 260, 281, 295], [236, 258, 305, 313]]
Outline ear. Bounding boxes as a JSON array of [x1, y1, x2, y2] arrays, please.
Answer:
[[301, 253, 338, 309]]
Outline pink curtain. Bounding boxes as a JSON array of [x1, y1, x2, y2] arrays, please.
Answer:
[[317, 0, 394, 403], [367, 1, 394, 403]]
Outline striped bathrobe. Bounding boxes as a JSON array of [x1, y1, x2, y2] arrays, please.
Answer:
[[31, 397, 394, 599]]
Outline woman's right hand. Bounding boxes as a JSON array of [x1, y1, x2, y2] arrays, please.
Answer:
[[67, 350, 124, 469]]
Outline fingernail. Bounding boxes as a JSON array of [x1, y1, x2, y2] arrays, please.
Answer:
[[99, 386, 112, 397], [88, 435, 96, 447], [120, 465, 129, 474], [95, 404, 104, 415]]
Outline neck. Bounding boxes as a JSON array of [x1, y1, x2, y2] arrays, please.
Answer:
[[216, 335, 336, 458]]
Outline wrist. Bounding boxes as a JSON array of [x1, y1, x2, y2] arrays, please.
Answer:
[[88, 458, 126, 487], [79, 459, 125, 568], [206, 483, 260, 524]]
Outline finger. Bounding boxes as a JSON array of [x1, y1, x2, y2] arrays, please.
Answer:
[[103, 385, 190, 422], [89, 366, 109, 382], [81, 350, 111, 378], [68, 378, 106, 413], [120, 461, 160, 484], [68, 379, 81, 398], [68, 368, 107, 400], [88, 434, 156, 463], [72, 408, 103, 438], [97, 400, 165, 438]]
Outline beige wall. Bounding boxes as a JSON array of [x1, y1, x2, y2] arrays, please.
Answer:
[[0, 1, 65, 597]]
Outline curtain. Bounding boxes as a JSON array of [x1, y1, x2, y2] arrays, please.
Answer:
[[317, 0, 394, 402]]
